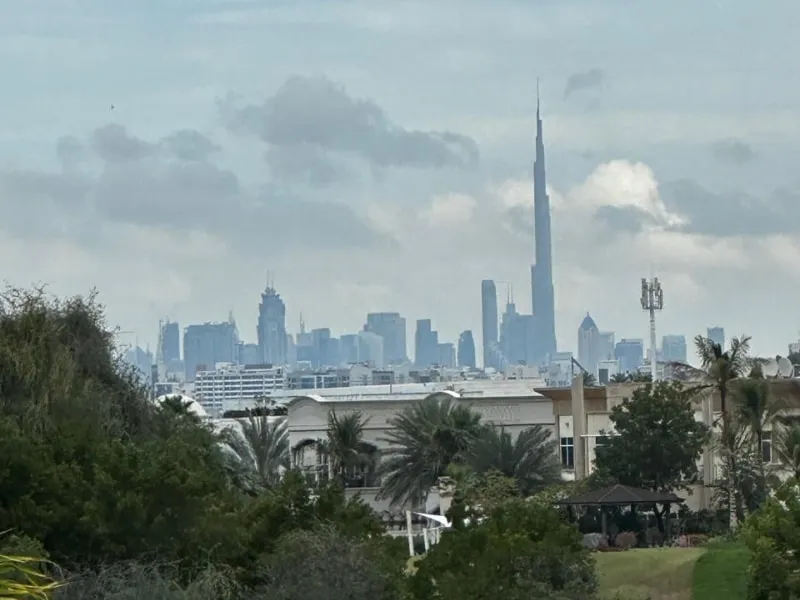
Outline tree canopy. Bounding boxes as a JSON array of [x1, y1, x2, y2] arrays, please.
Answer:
[[594, 381, 709, 493]]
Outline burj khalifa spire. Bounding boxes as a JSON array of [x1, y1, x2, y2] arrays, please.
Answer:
[[530, 83, 557, 362]]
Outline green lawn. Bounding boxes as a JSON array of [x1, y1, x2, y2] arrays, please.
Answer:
[[596, 542, 750, 600], [691, 541, 750, 600], [597, 547, 705, 600]]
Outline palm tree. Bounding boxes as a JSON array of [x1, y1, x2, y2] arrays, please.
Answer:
[[0, 553, 61, 599], [291, 410, 378, 487], [776, 423, 800, 479], [222, 412, 290, 489], [324, 410, 378, 487], [694, 334, 752, 528], [378, 396, 483, 508], [610, 373, 629, 383], [735, 366, 779, 501], [468, 425, 562, 496]]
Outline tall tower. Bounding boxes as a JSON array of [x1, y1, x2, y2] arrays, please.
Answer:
[[257, 276, 288, 365], [480, 280, 499, 369], [530, 84, 557, 363]]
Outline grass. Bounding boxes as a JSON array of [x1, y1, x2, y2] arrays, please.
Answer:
[[691, 540, 750, 600], [596, 547, 705, 600], [595, 541, 751, 600]]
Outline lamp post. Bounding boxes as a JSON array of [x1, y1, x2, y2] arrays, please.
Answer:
[[640, 278, 663, 381]]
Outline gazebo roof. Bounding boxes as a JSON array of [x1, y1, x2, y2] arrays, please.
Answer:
[[555, 484, 684, 506]]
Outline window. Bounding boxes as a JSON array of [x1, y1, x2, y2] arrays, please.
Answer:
[[595, 435, 611, 449], [762, 430, 773, 464], [560, 436, 574, 469]]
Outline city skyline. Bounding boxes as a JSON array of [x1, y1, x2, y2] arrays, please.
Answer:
[[2, 1, 800, 358]]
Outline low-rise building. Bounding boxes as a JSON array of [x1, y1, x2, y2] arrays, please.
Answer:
[[194, 363, 285, 416]]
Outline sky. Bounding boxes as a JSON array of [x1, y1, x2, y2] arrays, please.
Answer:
[[2, 0, 800, 362]]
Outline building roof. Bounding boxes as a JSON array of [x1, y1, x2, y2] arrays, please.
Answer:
[[579, 313, 597, 331], [279, 380, 545, 405], [555, 484, 683, 506]]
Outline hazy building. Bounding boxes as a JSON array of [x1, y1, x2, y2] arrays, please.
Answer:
[[598, 331, 615, 362], [358, 330, 385, 368], [707, 326, 725, 350], [577, 314, 600, 376], [481, 280, 499, 369], [184, 321, 239, 380], [529, 93, 557, 363], [194, 364, 285, 416], [662, 335, 688, 363], [159, 320, 180, 363], [237, 342, 260, 365], [436, 343, 456, 368], [340, 334, 360, 364], [257, 284, 287, 365], [365, 312, 407, 364], [615, 339, 644, 375], [458, 330, 476, 368], [415, 319, 439, 368]]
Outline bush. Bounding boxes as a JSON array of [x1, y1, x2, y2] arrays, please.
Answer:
[[615, 531, 637, 550]]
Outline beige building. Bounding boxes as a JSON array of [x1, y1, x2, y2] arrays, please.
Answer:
[[285, 380, 554, 515], [276, 375, 800, 516]]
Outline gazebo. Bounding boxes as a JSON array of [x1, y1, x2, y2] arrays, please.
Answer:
[[555, 484, 684, 539]]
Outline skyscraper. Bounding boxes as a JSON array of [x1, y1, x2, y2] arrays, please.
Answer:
[[707, 327, 725, 350], [481, 280, 499, 369], [257, 282, 287, 365], [530, 88, 557, 363], [365, 312, 407, 364], [577, 313, 600, 376], [458, 330, 476, 368], [414, 319, 439, 368]]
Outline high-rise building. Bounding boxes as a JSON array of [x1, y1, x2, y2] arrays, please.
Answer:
[[481, 280, 499, 369], [662, 335, 687, 363], [457, 330, 476, 368], [414, 319, 439, 368], [365, 312, 407, 364], [598, 331, 615, 362], [615, 338, 644, 375], [358, 330, 384, 368], [530, 89, 557, 363], [436, 343, 456, 368], [183, 320, 239, 380], [499, 299, 537, 366], [577, 313, 600, 376], [707, 327, 725, 350], [340, 334, 360, 364], [257, 282, 287, 365], [158, 320, 180, 363]]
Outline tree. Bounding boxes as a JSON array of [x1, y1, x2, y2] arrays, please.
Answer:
[[694, 334, 753, 527], [610, 373, 629, 383], [775, 423, 800, 479], [410, 499, 597, 600], [467, 426, 562, 496], [582, 372, 597, 387], [742, 478, 800, 600], [378, 396, 484, 507], [257, 527, 402, 600], [0, 554, 61, 599], [291, 410, 378, 487], [221, 411, 290, 490], [594, 381, 709, 529]]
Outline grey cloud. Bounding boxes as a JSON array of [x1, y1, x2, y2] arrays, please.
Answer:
[[564, 68, 604, 99], [91, 124, 155, 163], [55, 135, 85, 169], [710, 138, 755, 165], [265, 143, 351, 187], [0, 124, 391, 255], [595, 205, 657, 233], [223, 76, 479, 173], [660, 179, 800, 236], [161, 129, 221, 161]]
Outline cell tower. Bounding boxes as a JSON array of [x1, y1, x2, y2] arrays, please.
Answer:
[[640, 277, 664, 381]]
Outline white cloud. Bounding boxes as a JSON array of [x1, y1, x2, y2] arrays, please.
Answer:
[[418, 193, 477, 227]]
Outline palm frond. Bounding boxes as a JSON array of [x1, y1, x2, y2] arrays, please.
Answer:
[[377, 396, 483, 507]]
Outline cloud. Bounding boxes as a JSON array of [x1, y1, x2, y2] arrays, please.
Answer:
[[222, 76, 480, 175], [564, 68, 605, 99], [0, 123, 389, 257], [161, 130, 221, 162], [710, 138, 755, 165], [660, 179, 800, 236], [418, 193, 477, 227]]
